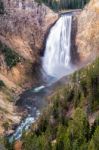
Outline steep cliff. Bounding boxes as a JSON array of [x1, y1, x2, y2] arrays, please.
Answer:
[[76, 0, 99, 62], [0, 0, 58, 89], [0, 0, 58, 134]]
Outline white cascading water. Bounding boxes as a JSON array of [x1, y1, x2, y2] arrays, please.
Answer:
[[43, 14, 72, 78]]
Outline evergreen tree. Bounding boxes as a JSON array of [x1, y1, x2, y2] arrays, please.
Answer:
[[88, 126, 99, 150]]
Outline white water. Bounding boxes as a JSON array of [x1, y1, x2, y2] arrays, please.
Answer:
[[9, 109, 41, 142], [43, 14, 73, 78], [33, 85, 45, 93], [9, 116, 35, 142]]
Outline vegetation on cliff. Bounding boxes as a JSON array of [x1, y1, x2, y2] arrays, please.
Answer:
[[0, 80, 5, 89], [0, 42, 20, 68], [4, 57, 99, 150], [0, 0, 99, 150], [0, 0, 4, 14], [36, 0, 90, 10]]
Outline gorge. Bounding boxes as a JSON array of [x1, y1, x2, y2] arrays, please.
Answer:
[[0, 0, 99, 149], [9, 13, 78, 142]]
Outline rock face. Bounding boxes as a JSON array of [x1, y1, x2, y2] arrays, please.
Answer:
[[1, 0, 58, 61], [76, 0, 99, 62], [0, 0, 58, 134], [0, 0, 58, 86], [0, 0, 58, 90]]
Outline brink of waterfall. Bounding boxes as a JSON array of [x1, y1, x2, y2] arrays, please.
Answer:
[[43, 14, 73, 79]]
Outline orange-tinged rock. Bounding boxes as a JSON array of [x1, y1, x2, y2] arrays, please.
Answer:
[[0, 0, 58, 136], [14, 141, 22, 150], [75, 0, 99, 62]]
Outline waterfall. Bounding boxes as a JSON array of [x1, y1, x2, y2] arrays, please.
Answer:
[[43, 14, 73, 78]]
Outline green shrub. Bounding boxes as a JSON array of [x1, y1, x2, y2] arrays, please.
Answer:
[[0, 0, 4, 14], [3, 121, 9, 131], [88, 126, 99, 150], [0, 80, 5, 89], [0, 42, 20, 68]]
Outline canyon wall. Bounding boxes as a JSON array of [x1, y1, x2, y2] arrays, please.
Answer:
[[0, 0, 58, 134], [0, 0, 99, 134], [0, 0, 58, 90], [76, 0, 99, 62]]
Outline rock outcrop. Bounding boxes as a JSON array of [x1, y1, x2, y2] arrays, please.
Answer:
[[76, 0, 99, 62]]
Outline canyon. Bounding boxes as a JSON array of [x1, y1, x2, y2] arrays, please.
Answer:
[[0, 0, 99, 138], [0, 0, 58, 134]]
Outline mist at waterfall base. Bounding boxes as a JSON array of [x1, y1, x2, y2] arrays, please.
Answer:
[[43, 14, 75, 79], [9, 14, 77, 142]]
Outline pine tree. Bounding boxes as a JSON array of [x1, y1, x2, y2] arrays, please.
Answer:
[[88, 126, 99, 150]]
